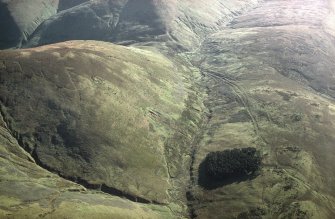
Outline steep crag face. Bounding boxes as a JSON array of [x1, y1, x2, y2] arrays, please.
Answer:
[[1, 0, 335, 218]]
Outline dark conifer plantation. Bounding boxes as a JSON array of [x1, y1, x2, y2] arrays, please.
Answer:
[[204, 147, 261, 180]]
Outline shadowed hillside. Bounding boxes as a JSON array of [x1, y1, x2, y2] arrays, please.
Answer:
[[0, 0, 59, 49], [24, 0, 259, 50]]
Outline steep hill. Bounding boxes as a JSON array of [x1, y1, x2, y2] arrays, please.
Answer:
[[0, 40, 204, 218]]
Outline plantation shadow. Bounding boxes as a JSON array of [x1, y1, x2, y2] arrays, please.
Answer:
[[198, 159, 258, 190]]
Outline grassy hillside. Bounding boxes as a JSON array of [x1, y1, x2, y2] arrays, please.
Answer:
[[186, 0, 335, 218], [1, 0, 335, 218], [0, 40, 207, 217], [0, 114, 175, 219]]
